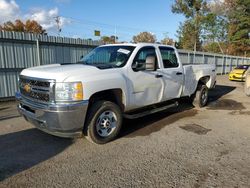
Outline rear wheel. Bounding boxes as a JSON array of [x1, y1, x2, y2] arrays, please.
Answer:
[[192, 85, 208, 108], [83, 101, 122, 144]]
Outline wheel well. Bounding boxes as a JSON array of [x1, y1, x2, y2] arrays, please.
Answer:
[[198, 76, 210, 86], [88, 89, 125, 112]]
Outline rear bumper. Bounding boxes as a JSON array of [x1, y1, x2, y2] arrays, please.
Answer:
[[16, 92, 89, 138]]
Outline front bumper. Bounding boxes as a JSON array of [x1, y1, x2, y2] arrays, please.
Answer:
[[16, 92, 89, 138], [229, 73, 245, 81]]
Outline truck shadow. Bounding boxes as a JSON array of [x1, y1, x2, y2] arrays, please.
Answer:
[[0, 129, 73, 181], [120, 85, 236, 138], [120, 103, 196, 138], [208, 85, 236, 103]]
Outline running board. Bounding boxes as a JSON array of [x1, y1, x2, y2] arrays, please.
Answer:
[[124, 101, 179, 119]]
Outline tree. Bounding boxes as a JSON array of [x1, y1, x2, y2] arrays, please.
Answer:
[[25, 20, 46, 34], [132, 32, 156, 43], [227, 0, 250, 56], [101, 35, 118, 44], [176, 20, 202, 50], [172, 0, 249, 56], [201, 14, 228, 43], [172, 0, 209, 51], [203, 42, 227, 54], [161, 37, 175, 46], [201, 0, 231, 54], [0, 19, 46, 34], [200, 12, 228, 54]]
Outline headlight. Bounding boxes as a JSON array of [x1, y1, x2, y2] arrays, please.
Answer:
[[55, 82, 83, 102]]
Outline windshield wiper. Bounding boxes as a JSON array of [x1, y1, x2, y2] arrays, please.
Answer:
[[90, 63, 117, 69], [75, 62, 117, 69], [76, 61, 90, 65]]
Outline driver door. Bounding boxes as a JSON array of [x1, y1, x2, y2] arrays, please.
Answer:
[[128, 46, 165, 109]]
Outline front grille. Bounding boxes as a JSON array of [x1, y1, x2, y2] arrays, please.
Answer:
[[19, 77, 53, 103]]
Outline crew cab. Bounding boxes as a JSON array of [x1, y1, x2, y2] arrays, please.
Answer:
[[16, 43, 216, 144]]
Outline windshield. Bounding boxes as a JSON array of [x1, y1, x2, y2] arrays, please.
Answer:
[[79, 45, 135, 69], [235, 65, 249, 70]]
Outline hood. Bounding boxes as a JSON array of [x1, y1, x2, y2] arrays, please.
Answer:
[[231, 69, 247, 74], [20, 64, 101, 82]]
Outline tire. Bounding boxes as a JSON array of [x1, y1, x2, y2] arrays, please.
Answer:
[[192, 85, 209, 108], [83, 100, 123, 144]]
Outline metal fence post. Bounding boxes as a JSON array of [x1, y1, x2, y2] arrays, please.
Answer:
[[36, 39, 41, 66], [213, 55, 216, 73], [221, 55, 224, 75], [230, 57, 233, 71], [226, 55, 229, 74], [193, 51, 196, 64]]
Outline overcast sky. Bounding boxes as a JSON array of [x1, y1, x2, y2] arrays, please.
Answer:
[[0, 0, 185, 42]]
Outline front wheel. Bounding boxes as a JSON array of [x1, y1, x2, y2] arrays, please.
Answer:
[[191, 85, 209, 108], [83, 101, 123, 144]]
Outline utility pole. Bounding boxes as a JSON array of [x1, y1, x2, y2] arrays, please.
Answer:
[[114, 26, 117, 43], [193, 17, 197, 64], [217, 41, 224, 54], [55, 16, 62, 36]]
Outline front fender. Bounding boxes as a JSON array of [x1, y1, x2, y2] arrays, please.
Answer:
[[66, 71, 128, 107]]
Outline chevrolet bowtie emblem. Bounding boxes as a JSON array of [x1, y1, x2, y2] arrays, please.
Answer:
[[24, 84, 31, 93]]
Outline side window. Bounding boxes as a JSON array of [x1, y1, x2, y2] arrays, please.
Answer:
[[159, 47, 178, 68], [132, 47, 158, 71]]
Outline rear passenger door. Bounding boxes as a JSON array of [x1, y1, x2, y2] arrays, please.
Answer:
[[158, 46, 184, 100]]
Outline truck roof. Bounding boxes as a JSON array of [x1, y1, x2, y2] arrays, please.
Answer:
[[101, 43, 175, 49]]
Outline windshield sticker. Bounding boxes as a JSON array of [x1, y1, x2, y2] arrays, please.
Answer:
[[117, 48, 131, 55]]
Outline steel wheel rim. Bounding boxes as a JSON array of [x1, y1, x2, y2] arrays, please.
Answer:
[[96, 110, 118, 137]]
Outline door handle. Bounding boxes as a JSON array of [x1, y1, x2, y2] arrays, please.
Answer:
[[155, 74, 163, 78], [176, 72, 183, 75]]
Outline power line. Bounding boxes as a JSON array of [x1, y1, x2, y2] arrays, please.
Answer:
[[46, 15, 171, 42], [63, 16, 169, 34], [62, 16, 170, 42]]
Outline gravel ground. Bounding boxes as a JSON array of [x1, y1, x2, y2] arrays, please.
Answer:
[[0, 75, 250, 188]]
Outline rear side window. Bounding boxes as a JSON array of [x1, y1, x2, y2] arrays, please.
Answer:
[[159, 47, 178, 68]]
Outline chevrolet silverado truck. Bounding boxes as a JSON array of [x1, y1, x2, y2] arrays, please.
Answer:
[[16, 43, 216, 144]]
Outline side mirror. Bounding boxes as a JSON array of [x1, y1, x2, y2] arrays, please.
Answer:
[[132, 61, 138, 70], [80, 55, 84, 59], [145, 55, 156, 71]]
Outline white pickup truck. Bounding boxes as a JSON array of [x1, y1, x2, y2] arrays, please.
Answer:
[[16, 43, 216, 144]]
